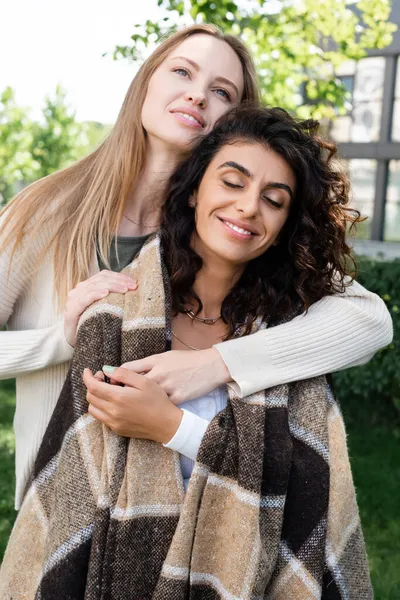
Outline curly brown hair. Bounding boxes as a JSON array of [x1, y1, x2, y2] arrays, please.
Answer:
[[161, 106, 361, 338]]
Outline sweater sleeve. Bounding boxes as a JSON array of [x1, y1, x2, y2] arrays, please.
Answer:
[[214, 279, 393, 398], [0, 226, 74, 380]]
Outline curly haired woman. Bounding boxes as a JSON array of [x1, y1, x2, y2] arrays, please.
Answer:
[[1, 106, 373, 599]]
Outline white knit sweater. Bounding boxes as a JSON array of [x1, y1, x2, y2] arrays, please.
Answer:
[[0, 227, 393, 508]]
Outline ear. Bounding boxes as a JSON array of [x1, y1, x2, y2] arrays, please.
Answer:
[[189, 192, 197, 208]]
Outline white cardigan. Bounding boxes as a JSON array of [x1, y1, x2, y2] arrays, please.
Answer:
[[0, 226, 393, 508]]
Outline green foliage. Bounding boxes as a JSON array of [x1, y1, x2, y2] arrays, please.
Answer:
[[112, 0, 396, 119], [334, 257, 400, 427], [0, 86, 98, 205], [0, 88, 37, 201], [82, 120, 112, 155], [29, 85, 87, 180]]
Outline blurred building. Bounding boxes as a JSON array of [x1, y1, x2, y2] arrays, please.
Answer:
[[330, 0, 400, 258]]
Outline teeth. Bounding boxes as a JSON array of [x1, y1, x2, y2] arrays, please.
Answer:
[[224, 221, 252, 236], [175, 112, 201, 125]]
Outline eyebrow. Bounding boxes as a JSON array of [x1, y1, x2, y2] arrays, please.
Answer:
[[218, 161, 293, 200], [171, 56, 240, 97]]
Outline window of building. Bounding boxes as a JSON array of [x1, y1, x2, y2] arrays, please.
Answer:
[[384, 161, 400, 241], [345, 159, 377, 239], [330, 57, 385, 143], [391, 57, 400, 141]]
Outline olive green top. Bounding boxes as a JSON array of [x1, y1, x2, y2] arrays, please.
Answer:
[[97, 234, 152, 273]]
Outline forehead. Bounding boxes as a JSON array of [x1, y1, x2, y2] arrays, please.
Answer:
[[167, 34, 244, 91], [209, 141, 296, 185]]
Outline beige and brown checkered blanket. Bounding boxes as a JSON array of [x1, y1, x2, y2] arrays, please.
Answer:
[[0, 235, 373, 599]]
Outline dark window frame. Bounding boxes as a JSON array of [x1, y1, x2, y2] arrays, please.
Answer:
[[335, 55, 399, 241]]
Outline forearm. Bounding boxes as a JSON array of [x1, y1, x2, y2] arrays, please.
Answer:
[[215, 281, 393, 397], [0, 227, 74, 378], [0, 321, 73, 379]]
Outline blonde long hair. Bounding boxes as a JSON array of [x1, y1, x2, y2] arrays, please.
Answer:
[[0, 24, 259, 308]]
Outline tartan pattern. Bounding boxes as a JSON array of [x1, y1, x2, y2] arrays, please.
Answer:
[[0, 235, 373, 600]]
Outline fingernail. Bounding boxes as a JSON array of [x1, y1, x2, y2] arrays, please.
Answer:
[[103, 365, 116, 374], [101, 290, 109, 297]]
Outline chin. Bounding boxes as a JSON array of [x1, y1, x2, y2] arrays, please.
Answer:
[[215, 253, 248, 268]]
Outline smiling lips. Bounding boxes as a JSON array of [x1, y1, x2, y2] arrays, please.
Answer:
[[170, 107, 205, 128], [218, 217, 258, 240]]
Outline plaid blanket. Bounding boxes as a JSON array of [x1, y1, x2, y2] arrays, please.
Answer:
[[0, 235, 373, 599]]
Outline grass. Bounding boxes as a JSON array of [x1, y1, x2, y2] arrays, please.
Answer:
[[344, 420, 400, 599], [0, 379, 16, 560], [0, 380, 399, 598]]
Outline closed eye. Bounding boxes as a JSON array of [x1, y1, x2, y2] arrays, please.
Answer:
[[223, 180, 243, 189], [264, 197, 282, 208]]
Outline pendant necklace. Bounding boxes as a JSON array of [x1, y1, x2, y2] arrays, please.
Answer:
[[185, 309, 221, 325]]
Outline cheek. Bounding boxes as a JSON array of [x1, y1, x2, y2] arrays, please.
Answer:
[[141, 89, 156, 127], [206, 100, 233, 129], [276, 211, 290, 233], [194, 204, 209, 233], [193, 198, 217, 237], [142, 75, 170, 117], [260, 208, 289, 238]]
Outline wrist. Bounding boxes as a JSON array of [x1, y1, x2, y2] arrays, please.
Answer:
[[160, 406, 183, 445], [64, 318, 77, 348], [205, 347, 232, 386]]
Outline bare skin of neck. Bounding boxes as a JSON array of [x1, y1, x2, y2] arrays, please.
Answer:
[[172, 256, 244, 352], [120, 139, 185, 237]]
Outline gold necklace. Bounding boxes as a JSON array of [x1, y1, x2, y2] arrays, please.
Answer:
[[123, 213, 159, 228], [171, 330, 201, 351], [185, 309, 221, 325]]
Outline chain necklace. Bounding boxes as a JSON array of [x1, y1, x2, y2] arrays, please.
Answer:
[[123, 213, 159, 229], [171, 330, 201, 351], [173, 309, 221, 349], [184, 309, 221, 325]]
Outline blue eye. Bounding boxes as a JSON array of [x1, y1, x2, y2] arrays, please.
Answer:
[[174, 68, 190, 77], [215, 88, 230, 100]]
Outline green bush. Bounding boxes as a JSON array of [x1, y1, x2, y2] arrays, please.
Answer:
[[333, 257, 400, 427]]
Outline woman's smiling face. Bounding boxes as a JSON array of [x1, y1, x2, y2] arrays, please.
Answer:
[[141, 34, 244, 154], [192, 140, 296, 271]]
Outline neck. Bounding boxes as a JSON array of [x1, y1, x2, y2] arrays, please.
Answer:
[[191, 258, 244, 319], [124, 139, 185, 233]]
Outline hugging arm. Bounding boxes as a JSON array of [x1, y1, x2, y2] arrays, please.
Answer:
[[168, 278, 392, 459], [216, 278, 393, 397], [109, 278, 392, 462], [123, 278, 392, 403]]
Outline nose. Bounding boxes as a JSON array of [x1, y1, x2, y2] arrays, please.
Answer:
[[184, 88, 207, 109], [235, 189, 259, 218]]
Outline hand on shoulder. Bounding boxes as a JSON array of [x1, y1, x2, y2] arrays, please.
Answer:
[[64, 270, 137, 346]]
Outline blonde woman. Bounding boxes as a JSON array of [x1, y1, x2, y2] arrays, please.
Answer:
[[0, 25, 392, 511]]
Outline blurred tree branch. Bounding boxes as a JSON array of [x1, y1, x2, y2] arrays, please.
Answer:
[[0, 86, 107, 204], [112, 0, 397, 119]]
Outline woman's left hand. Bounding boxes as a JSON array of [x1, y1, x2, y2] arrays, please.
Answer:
[[120, 348, 232, 405], [82, 367, 183, 443]]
